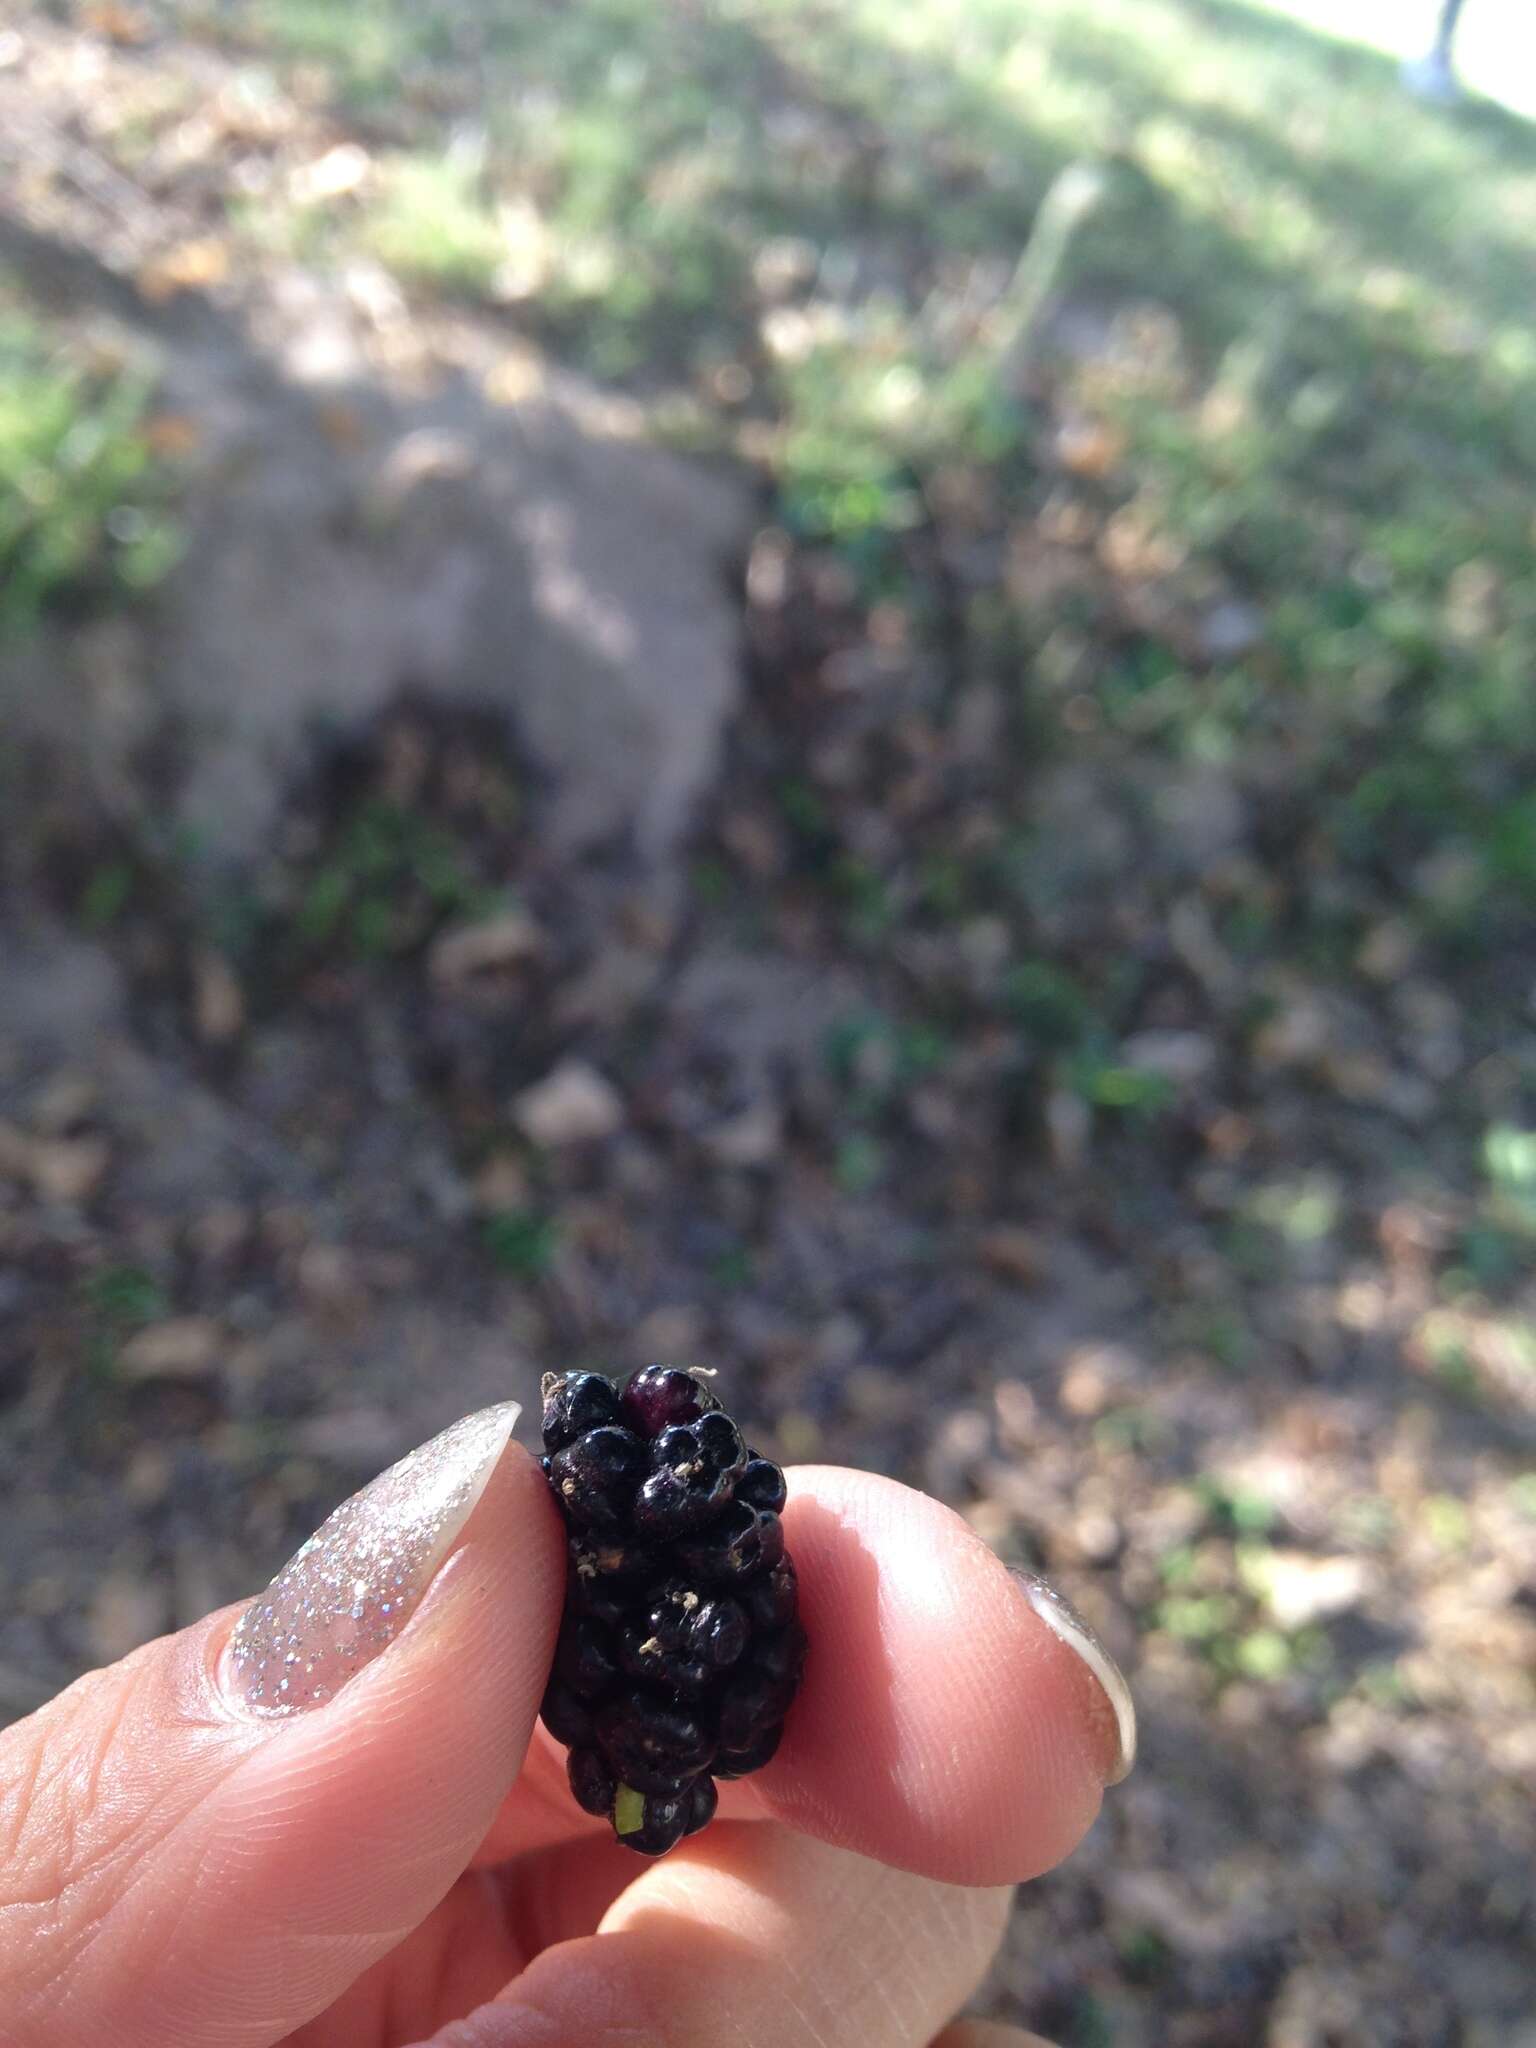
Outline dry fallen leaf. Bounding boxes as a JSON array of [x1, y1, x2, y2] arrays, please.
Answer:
[[977, 1224, 1045, 1288], [484, 349, 547, 407], [29, 1135, 111, 1205], [1054, 413, 1126, 478], [142, 411, 202, 460], [702, 1101, 782, 1167], [296, 1244, 367, 1323], [193, 949, 245, 1044], [315, 399, 369, 451], [1121, 1028, 1217, 1087], [512, 1060, 626, 1147], [1249, 1550, 1374, 1631], [471, 1151, 532, 1215], [289, 142, 372, 205], [1058, 1343, 1141, 1417], [429, 908, 543, 984], [137, 238, 230, 301], [1099, 503, 1186, 581], [81, 1, 152, 46], [118, 1316, 222, 1381]]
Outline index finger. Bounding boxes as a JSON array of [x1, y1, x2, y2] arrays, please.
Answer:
[[475, 1465, 1133, 1888]]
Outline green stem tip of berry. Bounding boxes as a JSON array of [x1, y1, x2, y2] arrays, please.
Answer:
[[614, 1783, 646, 1836]]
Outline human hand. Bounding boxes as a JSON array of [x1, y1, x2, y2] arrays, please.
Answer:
[[0, 1403, 1134, 2047]]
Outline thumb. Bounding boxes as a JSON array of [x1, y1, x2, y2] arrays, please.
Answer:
[[0, 1403, 563, 2048]]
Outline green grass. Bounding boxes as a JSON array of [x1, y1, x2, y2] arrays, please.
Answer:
[[360, 153, 510, 298], [80, 1263, 171, 1383], [82, 1264, 169, 1328], [41, 0, 1536, 1194], [1150, 1483, 1337, 1690], [482, 1208, 560, 1277], [0, 302, 181, 639], [285, 798, 498, 962], [186, 0, 1536, 942]]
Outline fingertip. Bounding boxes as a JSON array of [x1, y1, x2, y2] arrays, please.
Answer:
[[756, 1467, 1119, 1885], [279, 1431, 565, 1781], [194, 1432, 567, 2010], [1010, 1570, 1136, 1787]]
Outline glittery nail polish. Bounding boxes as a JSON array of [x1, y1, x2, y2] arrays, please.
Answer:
[[225, 1401, 520, 1717], [1013, 1569, 1137, 1785]]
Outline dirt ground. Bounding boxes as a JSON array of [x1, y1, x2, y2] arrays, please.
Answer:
[[3, 9, 1535, 2046]]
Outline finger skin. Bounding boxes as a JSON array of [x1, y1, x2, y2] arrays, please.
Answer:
[[749, 1467, 1118, 1884], [932, 2026, 1059, 2048], [0, 1443, 563, 2048], [475, 1465, 1122, 1888], [413, 1823, 1012, 2048]]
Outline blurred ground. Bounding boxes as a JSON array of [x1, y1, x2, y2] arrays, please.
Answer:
[[2, 4, 1535, 2044]]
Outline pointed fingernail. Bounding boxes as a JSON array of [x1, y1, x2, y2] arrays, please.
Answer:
[[1013, 1570, 1137, 1785], [224, 1401, 520, 1717]]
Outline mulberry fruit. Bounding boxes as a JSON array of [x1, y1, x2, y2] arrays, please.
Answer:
[[538, 1366, 803, 1854]]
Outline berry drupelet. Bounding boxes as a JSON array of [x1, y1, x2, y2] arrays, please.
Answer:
[[538, 1366, 803, 1855]]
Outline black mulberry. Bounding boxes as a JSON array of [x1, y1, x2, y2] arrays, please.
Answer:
[[538, 1366, 802, 1854]]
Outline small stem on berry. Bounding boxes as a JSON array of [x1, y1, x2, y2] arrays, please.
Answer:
[[614, 1783, 646, 1835]]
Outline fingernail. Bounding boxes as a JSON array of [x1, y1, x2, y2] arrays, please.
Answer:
[[225, 1401, 520, 1716], [1014, 1570, 1137, 1785]]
